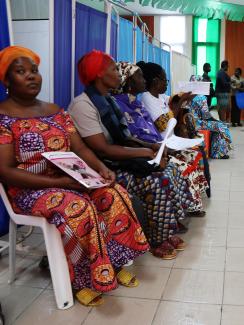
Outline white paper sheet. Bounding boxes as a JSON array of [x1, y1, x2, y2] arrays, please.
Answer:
[[175, 81, 210, 95], [148, 118, 204, 166]]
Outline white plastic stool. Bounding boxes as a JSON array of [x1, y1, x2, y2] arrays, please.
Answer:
[[0, 183, 74, 310]]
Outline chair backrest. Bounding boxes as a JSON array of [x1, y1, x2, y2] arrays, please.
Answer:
[[0, 183, 15, 216]]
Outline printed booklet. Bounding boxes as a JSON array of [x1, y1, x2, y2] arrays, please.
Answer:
[[42, 151, 109, 189]]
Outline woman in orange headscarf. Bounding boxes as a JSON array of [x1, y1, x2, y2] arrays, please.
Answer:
[[0, 46, 149, 306]]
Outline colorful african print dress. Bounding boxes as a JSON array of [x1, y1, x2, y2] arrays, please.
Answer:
[[0, 110, 149, 293], [115, 93, 208, 213], [188, 95, 232, 159]]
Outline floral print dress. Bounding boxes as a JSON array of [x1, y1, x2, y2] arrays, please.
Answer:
[[0, 110, 149, 293]]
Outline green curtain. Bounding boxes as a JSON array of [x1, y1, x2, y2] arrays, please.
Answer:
[[192, 17, 220, 105]]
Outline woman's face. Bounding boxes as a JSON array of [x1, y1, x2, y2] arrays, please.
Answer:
[[6, 57, 42, 98], [129, 68, 146, 94], [156, 70, 168, 94], [100, 60, 121, 90]]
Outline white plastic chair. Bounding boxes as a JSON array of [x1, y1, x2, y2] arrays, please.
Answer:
[[0, 183, 74, 310]]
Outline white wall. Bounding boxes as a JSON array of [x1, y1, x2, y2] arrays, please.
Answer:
[[12, 20, 50, 102], [220, 19, 226, 64], [171, 51, 196, 94]]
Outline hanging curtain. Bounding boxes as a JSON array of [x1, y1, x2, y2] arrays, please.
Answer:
[[54, 0, 72, 109], [118, 17, 133, 62], [136, 26, 143, 63], [0, 0, 10, 101], [0, 0, 10, 236], [148, 42, 153, 62], [154, 46, 162, 66], [162, 49, 171, 96], [75, 2, 107, 96], [110, 15, 118, 61]]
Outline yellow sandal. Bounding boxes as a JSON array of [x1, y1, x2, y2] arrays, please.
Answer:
[[76, 288, 104, 306], [117, 269, 139, 288]]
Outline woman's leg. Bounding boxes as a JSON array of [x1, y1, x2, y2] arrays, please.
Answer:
[[11, 187, 148, 293]]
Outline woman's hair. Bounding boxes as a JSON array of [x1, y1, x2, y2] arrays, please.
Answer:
[[136, 61, 164, 90], [235, 67, 242, 75]]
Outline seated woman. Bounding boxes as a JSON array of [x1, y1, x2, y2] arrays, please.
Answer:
[[69, 50, 192, 260], [0, 46, 150, 307], [119, 63, 207, 216], [187, 93, 232, 159]]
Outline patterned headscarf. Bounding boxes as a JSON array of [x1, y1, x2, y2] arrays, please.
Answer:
[[0, 46, 40, 82], [190, 75, 203, 82], [117, 62, 140, 87], [78, 50, 113, 86]]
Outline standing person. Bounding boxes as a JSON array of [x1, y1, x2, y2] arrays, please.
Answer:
[[216, 60, 231, 123], [0, 46, 150, 306], [202, 63, 215, 108], [231, 67, 244, 127]]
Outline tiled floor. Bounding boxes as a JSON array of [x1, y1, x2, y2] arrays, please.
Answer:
[[1, 126, 244, 324]]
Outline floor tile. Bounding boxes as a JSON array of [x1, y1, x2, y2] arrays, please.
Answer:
[[230, 176, 244, 191], [14, 290, 91, 325], [152, 301, 221, 325], [227, 229, 244, 247], [223, 272, 244, 305], [206, 190, 230, 202], [0, 283, 42, 325], [226, 248, 244, 272], [173, 246, 226, 271], [134, 252, 175, 268], [181, 228, 227, 247], [163, 269, 224, 304], [221, 305, 244, 325], [107, 265, 171, 300], [229, 191, 244, 203], [189, 213, 228, 229], [84, 296, 158, 325]]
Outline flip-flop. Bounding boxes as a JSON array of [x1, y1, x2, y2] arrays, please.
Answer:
[[117, 269, 139, 288], [187, 210, 206, 218], [76, 288, 104, 306]]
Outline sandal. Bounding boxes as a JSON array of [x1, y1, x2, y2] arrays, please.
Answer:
[[151, 241, 177, 260], [117, 268, 139, 288], [76, 288, 104, 306], [168, 236, 186, 251], [187, 210, 206, 218]]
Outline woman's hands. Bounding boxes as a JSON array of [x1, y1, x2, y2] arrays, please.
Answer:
[[98, 165, 116, 185], [56, 176, 91, 192]]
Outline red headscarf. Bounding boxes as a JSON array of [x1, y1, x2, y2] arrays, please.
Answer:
[[0, 46, 40, 82], [78, 50, 113, 86]]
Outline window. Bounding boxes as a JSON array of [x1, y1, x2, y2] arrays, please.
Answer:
[[192, 17, 221, 105], [160, 16, 186, 54]]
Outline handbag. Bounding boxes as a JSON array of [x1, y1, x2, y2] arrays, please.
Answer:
[[104, 157, 160, 177]]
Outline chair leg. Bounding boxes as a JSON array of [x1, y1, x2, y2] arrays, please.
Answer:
[[42, 223, 74, 310], [8, 218, 17, 284]]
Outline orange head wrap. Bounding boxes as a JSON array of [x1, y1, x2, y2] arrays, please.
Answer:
[[78, 50, 113, 86], [0, 45, 40, 82]]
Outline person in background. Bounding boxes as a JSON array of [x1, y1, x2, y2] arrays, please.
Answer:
[[202, 63, 215, 108], [0, 46, 149, 307], [231, 67, 244, 127], [215, 60, 231, 123]]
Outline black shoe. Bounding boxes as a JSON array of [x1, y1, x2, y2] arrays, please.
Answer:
[[237, 123, 243, 127], [232, 123, 237, 127], [221, 155, 229, 159]]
